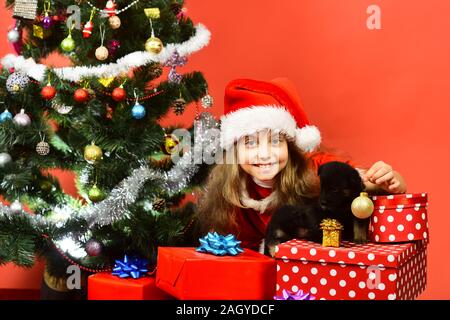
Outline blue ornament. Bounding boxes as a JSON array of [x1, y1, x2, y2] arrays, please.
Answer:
[[131, 102, 146, 119], [0, 110, 13, 123], [196, 232, 244, 256]]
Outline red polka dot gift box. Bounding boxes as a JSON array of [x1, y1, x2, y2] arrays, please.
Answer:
[[370, 193, 429, 243], [275, 239, 427, 300]]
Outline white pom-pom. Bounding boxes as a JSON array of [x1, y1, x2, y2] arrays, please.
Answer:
[[295, 125, 321, 152]]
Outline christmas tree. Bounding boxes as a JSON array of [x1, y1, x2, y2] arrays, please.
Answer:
[[0, 0, 216, 281]]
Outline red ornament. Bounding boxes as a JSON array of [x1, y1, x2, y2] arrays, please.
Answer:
[[41, 85, 56, 100], [112, 87, 126, 102], [104, 1, 117, 17], [83, 20, 94, 39], [74, 88, 90, 103]]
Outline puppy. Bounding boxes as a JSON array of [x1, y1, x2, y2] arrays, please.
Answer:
[[264, 203, 323, 257], [318, 161, 367, 244], [264, 161, 367, 257]]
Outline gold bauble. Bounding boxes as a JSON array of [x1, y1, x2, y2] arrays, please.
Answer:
[[84, 143, 103, 164], [163, 134, 180, 155], [95, 46, 109, 61], [43, 268, 70, 293], [145, 36, 163, 54], [40, 180, 53, 192], [109, 15, 121, 29], [351, 192, 374, 219]]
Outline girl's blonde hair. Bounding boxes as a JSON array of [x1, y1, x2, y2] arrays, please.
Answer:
[[195, 137, 319, 236]]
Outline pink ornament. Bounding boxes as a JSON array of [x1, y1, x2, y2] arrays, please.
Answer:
[[176, 7, 188, 21], [107, 39, 121, 56]]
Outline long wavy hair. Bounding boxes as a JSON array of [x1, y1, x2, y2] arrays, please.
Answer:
[[194, 137, 320, 237]]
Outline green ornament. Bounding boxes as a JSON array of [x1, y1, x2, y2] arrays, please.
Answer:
[[61, 35, 75, 52], [88, 185, 105, 202]]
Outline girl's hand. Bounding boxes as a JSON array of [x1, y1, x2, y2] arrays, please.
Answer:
[[362, 161, 407, 194]]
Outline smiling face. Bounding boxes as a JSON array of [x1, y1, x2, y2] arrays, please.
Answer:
[[236, 129, 289, 184]]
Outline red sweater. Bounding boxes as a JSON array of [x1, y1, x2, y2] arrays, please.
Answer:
[[234, 152, 354, 251]]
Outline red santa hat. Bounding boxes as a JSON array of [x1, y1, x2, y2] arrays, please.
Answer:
[[220, 78, 321, 152]]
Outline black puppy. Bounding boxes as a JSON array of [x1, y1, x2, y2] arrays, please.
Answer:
[[264, 161, 367, 257], [318, 161, 367, 243]]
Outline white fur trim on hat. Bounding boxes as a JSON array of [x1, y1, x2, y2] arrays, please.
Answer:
[[295, 125, 321, 152], [220, 106, 321, 152]]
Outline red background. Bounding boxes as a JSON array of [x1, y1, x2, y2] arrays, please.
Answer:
[[0, 0, 449, 299]]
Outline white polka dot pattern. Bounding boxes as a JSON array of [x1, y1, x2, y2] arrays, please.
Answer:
[[275, 238, 427, 300], [370, 193, 428, 243]]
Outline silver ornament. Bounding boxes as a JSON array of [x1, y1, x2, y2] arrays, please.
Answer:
[[7, 29, 20, 43], [10, 200, 23, 214], [52, 99, 73, 114], [201, 94, 214, 109], [85, 239, 102, 257], [6, 72, 30, 94], [0, 152, 12, 168], [13, 0, 38, 20], [36, 141, 50, 156], [13, 109, 31, 126]]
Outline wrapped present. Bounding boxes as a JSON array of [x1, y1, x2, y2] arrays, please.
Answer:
[[275, 239, 427, 300], [88, 273, 173, 300], [370, 193, 428, 243], [320, 219, 344, 247], [156, 247, 276, 300]]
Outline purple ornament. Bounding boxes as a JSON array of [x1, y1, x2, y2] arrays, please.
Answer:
[[85, 239, 102, 257], [274, 289, 316, 300], [165, 50, 187, 68], [107, 39, 121, 56], [43, 14, 52, 29], [168, 67, 182, 84], [166, 50, 186, 83]]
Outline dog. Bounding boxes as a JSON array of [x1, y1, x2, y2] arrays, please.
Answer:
[[264, 161, 368, 257]]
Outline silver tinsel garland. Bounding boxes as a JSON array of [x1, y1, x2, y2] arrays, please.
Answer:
[[0, 151, 197, 228], [0, 204, 50, 228], [0, 113, 219, 260]]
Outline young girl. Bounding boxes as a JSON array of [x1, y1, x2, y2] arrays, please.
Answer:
[[196, 78, 406, 252]]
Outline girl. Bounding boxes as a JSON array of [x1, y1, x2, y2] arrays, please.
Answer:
[[196, 78, 406, 252]]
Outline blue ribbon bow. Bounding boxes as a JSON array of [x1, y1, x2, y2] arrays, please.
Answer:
[[111, 255, 149, 279], [196, 232, 244, 256]]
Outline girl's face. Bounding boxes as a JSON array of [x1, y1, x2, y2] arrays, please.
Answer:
[[237, 130, 289, 183]]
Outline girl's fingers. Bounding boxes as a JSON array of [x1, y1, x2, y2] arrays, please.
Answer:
[[365, 162, 383, 179], [388, 180, 400, 191], [375, 171, 394, 184], [369, 166, 391, 182]]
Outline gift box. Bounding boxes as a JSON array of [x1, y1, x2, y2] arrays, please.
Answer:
[[275, 239, 427, 300], [370, 193, 428, 243], [88, 273, 173, 300], [156, 247, 276, 300]]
